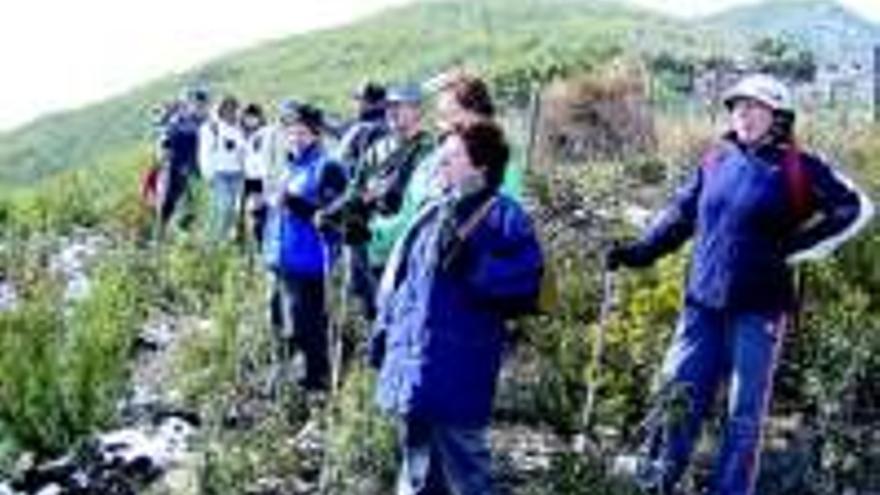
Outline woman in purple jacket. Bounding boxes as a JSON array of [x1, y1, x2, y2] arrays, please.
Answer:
[[370, 121, 543, 495]]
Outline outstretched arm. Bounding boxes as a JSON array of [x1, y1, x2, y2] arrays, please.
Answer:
[[617, 167, 702, 268]]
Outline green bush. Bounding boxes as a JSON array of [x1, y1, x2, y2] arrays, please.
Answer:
[[198, 411, 304, 495], [161, 241, 240, 316], [516, 452, 640, 495], [321, 364, 397, 494], [3, 146, 152, 239], [64, 253, 149, 434], [0, 285, 72, 456], [626, 155, 668, 186], [170, 249, 255, 405], [0, 194, 10, 232], [0, 252, 146, 458]]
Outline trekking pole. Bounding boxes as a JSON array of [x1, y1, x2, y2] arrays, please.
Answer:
[[574, 139, 625, 454], [575, 264, 616, 455], [318, 236, 347, 494], [792, 266, 807, 335], [329, 244, 349, 396]]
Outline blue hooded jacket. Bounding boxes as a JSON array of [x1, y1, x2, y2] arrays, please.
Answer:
[[371, 190, 543, 427], [626, 137, 861, 312], [264, 143, 347, 276]]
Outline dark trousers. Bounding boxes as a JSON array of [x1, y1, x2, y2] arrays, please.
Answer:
[[239, 178, 267, 247], [270, 273, 329, 391], [348, 244, 378, 320], [158, 166, 195, 229]]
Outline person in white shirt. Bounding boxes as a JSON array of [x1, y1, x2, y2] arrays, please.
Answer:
[[199, 96, 246, 241], [240, 103, 272, 247]]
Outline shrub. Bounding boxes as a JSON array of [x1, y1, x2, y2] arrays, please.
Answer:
[[320, 364, 397, 494], [0, 252, 145, 458]]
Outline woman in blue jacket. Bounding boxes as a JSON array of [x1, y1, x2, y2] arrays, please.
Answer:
[[264, 104, 347, 392], [607, 74, 872, 495], [370, 121, 543, 495]]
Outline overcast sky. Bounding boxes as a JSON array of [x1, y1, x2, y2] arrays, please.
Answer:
[[1, 0, 878, 132]]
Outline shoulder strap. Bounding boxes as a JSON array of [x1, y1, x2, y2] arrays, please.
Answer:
[[382, 134, 428, 176], [456, 197, 498, 241], [781, 143, 813, 221], [438, 196, 498, 271], [353, 122, 380, 162]]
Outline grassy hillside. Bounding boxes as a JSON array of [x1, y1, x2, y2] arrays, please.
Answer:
[[703, 0, 880, 60], [0, 0, 717, 186], [2, 2, 880, 492], [3, 0, 876, 186]]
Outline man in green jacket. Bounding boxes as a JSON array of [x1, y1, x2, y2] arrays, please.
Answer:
[[364, 85, 436, 272], [328, 84, 434, 319]]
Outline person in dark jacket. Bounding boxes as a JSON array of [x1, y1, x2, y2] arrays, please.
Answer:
[[370, 121, 543, 495], [337, 81, 390, 166], [330, 82, 391, 320], [263, 104, 347, 393], [155, 85, 210, 238], [607, 74, 871, 495], [364, 85, 436, 275]]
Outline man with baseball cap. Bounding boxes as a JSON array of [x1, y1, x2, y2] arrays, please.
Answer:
[[322, 83, 434, 320]]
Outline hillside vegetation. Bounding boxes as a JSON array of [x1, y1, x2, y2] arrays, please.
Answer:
[[0, 0, 726, 185], [1, 1, 880, 494]]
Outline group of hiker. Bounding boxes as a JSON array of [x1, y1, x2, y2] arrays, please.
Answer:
[[147, 70, 874, 495], [149, 88, 284, 244]]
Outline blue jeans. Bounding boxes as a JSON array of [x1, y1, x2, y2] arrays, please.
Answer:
[[396, 417, 495, 495], [210, 172, 244, 241], [649, 303, 787, 495]]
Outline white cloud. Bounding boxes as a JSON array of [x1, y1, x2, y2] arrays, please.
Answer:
[[0, 0, 410, 131]]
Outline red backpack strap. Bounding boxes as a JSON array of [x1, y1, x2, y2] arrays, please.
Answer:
[[141, 166, 160, 205], [781, 142, 813, 222]]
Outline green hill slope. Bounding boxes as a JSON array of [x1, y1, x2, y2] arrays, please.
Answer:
[[7, 0, 876, 186], [703, 0, 880, 61], [0, 0, 671, 185]]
